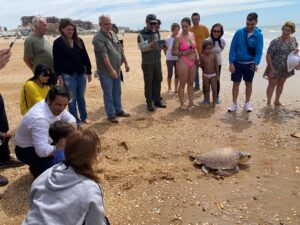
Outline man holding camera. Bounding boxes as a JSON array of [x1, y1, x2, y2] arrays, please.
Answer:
[[138, 14, 166, 112], [228, 12, 263, 112]]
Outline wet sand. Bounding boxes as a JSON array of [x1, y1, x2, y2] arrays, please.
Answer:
[[0, 34, 299, 225]]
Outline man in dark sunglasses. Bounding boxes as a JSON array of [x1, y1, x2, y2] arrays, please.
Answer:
[[228, 12, 263, 113], [137, 14, 166, 112]]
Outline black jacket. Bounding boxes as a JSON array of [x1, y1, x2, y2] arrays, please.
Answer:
[[53, 37, 92, 76]]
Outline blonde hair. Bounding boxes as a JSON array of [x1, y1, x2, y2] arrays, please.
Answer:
[[282, 21, 296, 33], [65, 130, 101, 183]]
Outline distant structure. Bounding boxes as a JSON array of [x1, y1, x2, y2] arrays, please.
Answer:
[[21, 16, 93, 30]]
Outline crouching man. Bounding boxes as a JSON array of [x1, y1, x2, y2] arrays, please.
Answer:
[[15, 85, 76, 178]]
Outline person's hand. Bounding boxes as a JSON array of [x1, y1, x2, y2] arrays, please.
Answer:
[[125, 64, 130, 72], [87, 74, 92, 82], [268, 67, 275, 79], [216, 76, 220, 81], [57, 75, 64, 86], [229, 64, 235, 73], [110, 69, 118, 79], [150, 40, 157, 49], [0, 48, 12, 70], [195, 58, 200, 66]]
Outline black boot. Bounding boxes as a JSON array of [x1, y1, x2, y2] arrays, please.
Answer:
[[147, 102, 155, 112]]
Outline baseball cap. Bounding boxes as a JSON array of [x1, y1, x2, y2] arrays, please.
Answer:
[[287, 51, 300, 72], [146, 14, 157, 23]]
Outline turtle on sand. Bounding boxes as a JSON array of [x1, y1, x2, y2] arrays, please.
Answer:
[[189, 147, 251, 176]]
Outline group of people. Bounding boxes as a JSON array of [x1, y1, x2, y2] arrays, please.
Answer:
[[0, 11, 299, 225], [162, 12, 299, 111]]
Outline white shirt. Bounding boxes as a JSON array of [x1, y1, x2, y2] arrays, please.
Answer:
[[207, 37, 226, 65], [165, 35, 178, 61], [15, 100, 76, 157]]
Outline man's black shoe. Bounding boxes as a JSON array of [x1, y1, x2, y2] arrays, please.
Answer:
[[116, 111, 130, 117], [147, 102, 155, 112], [0, 175, 8, 186], [108, 117, 119, 123], [154, 100, 167, 108], [0, 156, 25, 169]]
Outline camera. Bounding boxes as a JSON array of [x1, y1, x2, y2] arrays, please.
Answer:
[[157, 39, 165, 46]]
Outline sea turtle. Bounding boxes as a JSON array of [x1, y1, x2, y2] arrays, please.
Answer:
[[189, 147, 251, 176]]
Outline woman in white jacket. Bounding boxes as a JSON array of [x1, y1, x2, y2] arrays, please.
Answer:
[[22, 129, 109, 225]]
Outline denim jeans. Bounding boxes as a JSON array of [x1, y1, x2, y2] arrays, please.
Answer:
[[194, 67, 200, 88], [99, 72, 122, 118], [62, 73, 87, 124]]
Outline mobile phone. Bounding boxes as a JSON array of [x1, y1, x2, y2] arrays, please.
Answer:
[[158, 39, 165, 46], [9, 36, 18, 48]]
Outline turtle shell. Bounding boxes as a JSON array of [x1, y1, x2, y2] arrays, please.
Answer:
[[194, 147, 238, 170]]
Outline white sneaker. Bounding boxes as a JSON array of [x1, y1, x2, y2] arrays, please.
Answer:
[[228, 103, 238, 112], [243, 102, 252, 112]]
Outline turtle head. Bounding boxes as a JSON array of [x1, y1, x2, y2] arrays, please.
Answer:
[[237, 152, 251, 163]]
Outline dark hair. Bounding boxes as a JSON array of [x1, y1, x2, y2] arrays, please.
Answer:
[[210, 23, 224, 49], [64, 129, 101, 183], [49, 120, 75, 143], [46, 85, 71, 103], [181, 17, 191, 26], [59, 18, 83, 49], [191, 12, 200, 19], [29, 64, 51, 82], [171, 23, 180, 31], [112, 23, 119, 34], [202, 39, 213, 50], [247, 12, 258, 22]]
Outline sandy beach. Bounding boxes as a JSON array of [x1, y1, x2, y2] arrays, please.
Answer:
[[0, 33, 300, 225]]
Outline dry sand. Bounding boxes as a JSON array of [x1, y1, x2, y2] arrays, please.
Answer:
[[0, 33, 300, 225]]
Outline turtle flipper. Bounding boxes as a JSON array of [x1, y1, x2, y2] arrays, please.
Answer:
[[201, 166, 211, 175], [216, 166, 239, 177]]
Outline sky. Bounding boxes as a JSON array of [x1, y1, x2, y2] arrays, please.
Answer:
[[1, 0, 300, 30]]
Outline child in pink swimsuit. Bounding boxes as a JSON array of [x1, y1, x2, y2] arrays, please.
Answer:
[[200, 40, 219, 107]]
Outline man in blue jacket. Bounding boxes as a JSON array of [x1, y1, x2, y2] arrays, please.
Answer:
[[228, 12, 263, 112]]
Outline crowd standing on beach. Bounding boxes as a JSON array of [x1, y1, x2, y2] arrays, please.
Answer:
[[0, 11, 299, 224]]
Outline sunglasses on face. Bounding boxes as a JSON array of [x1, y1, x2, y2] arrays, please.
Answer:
[[213, 30, 221, 33], [247, 22, 256, 26], [150, 22, 157, 26]]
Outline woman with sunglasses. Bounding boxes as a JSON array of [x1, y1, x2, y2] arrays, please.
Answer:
[[20, 64, 50, 115], [204, 23, 226, 104]]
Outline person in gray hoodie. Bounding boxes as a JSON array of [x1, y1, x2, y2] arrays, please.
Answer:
[[22, 129, 109, 225]]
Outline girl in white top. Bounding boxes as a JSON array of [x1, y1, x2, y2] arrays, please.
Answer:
[[205, 23, 226, 103], [164, 23, 180, 93]]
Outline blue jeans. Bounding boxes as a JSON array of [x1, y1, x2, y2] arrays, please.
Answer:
[[99, 72, 122, 118], [194, 67, 200, 88], [62, 73, 87, 124]]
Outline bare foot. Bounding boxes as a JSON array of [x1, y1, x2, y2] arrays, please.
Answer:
[[274, 102, 284, 107], [180, 104, 189, 110], [188, 103, 197, 108]]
